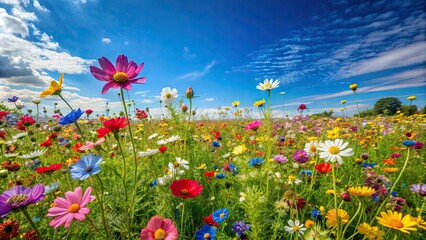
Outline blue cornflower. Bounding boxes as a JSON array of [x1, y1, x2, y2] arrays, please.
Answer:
[[299, 170, 312, 177], [149, 179, 158, 187], [311, 209, 322, 221], [70, 153, 103, 180], [279, 136, 285, 142], [361, 162, 378, 168], [44, 182, 60, 194], [402, 140, 415, 147], [215, 173, 226, 179], [59, 108, 84, 125], [212, 208, 229, 223], [212, 141, 220, 148], [8, 96, 18, 102], [248, 158, 264, 167], [195, 224, 216, 240], [232, 221, 250, 236]]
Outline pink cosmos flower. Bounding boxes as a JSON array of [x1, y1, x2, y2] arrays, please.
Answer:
[[47, 186, 95, 228], [140, 216, 178, 240], [78, 137, 105, 151], [245, 120, 262, 131], [90, 54, 146, 94]]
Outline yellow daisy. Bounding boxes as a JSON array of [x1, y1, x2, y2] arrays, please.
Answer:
[[357, 222, 384, 240], [376, 210, 417, 233], [347, 186, 376, 197], [40, 73, 64, 97], [325, 209, 349, 227]]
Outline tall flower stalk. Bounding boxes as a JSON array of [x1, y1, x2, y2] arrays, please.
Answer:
[[349, 84, 360, 118]]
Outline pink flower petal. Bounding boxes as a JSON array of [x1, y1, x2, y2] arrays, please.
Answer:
[[101, 81, 119, 94], [140, 229, 155, 240], [129, 77, 147, 84], [98, 57, 116, 75], [90, 66, 112, 81], [116, 54, 128, 72], [146, 216, 164, 231]]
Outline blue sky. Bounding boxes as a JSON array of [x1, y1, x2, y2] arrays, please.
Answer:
[[0, 0, 425, 118]]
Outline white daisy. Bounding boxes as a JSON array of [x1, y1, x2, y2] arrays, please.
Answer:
[[318, 139, 354, 164], [12, 132, 28, 140], [304, 140, 319, 157], [138, 149, 159, 157], [19, 149, 47, 159], [256, 78, 280, 91], [284, 219, 306, 237], [156, 139, 168, 145], [3, 153, 18, 158], [173, 157, 189, 169], [147, 133, 159, 140], [160, 87, 178, 104], [166, 135, 181, 143], [239, 192, 247, 202]]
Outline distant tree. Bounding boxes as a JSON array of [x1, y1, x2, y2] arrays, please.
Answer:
[[422, 105, 426, 114], [374, 97, 402, 115], [359, 109, 376, 118], [401, 105, 417, 116], [310, 111, 333, 118]]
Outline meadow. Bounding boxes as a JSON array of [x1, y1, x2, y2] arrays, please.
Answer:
[[0, 55, 425, 240]]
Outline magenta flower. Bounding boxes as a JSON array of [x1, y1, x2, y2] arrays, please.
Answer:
[[140, 216, 178, 240], [245, 120, 262, 131], [78, 137, 105, 151], [0, 184, 45, 218], [293, 150, 309, 164], [90, 54, 146, 94], [47, 186, 95, 228]]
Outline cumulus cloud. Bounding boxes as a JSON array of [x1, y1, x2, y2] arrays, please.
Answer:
[[102, 37, 111, 44], [0, 8, 29, 37]]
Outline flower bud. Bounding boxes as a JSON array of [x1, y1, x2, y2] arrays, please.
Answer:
[[185, 87, 194, 99], [0, 169, 8, 178], [181, 103, 188, 112], [349, 83, 358, 91], [341, 192, 352, 202]]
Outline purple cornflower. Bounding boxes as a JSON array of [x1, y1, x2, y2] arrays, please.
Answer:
[[7, 96, 18, 103], [273, 154, 288, 163], [232, 221, 250, 236], [0, 184, 45, 217], [410, 184, 426, 196], [293, 150, 309, 164]]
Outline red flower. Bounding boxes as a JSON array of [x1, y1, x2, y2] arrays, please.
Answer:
[[15, 115, 36, 131], [170, 179, 203, 198], [297, 104, 307, 110], [49, 132, 58, 139], [159, 145, 167, 153], [0, 131, 6, 140], [0, 219, 20, 239], [315, 162, 332, 174], [72, 142, 83, 152], [0, 111, 9, 119], [23, 230, 39, 240], [204, 171, 215, 178], [135, 109, 148, 119], [203, 214, 219, 227], [36, 163, 62, 174], [1, 161, 21, 171], [85, 109, 93, 115], [40, 138, 52, 147], [96, 117, 130, 138]]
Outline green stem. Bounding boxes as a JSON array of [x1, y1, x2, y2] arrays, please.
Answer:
[[184, 98, 193, 157], [370, 148, 411, 225], [114, 133, 128, 202], [342, 199, 362, 237], [22, 208, 44, 240], [353, 91, 361, 118], [94, 175, 110, 238], [86, 215, 105, 238], [58, 94, 74, 111], [181, 202, 185, 235], [332, 165, 340, 240]]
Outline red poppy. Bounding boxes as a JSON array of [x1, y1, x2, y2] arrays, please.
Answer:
[[23, 230, 39, 240], [158, 145, 167, 153], [1, 161, 21, 171], [49, 132, 58, 139], [40, 138, 52, 147], [203, 214, 219, 227], [297, 104, 307, 110], [96, 117, 130, 138], [315, 162, 332, 174], [15, 115, 36, 131], [0, 131, 6, 140], [0, 111, 9, 119], [36, 163, 62, 174], [0, 219, 20, 239], [85, 109, 93, 115], [135, 109, 148, 119], [72, 142, 83, 152], [170, 179, 203, 198], [204, 171, 215, 178]]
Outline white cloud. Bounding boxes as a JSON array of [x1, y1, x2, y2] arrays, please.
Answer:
[[175, 60, 216, 80], [183, 46, 196, 59], [33, 0, 49, 12], [339, 42, 426, 78], [102, 37, 111, 44], [0, 8, 29, 37], [11, 7, 37, 21], [204, 97, 215, 102], [141, 99, 154, 104]]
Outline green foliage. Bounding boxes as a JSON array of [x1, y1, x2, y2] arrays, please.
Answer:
[[374, 97, 402, 115], [310, 111, 333, 118], [401, 105, 417, 116], [359, 109, 376, 117]]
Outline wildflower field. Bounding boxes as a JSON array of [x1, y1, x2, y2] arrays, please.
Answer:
[[0, 55, 425, 240]]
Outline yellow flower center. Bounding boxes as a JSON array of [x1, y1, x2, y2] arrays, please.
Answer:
[[310, 145, 317, 152], [154, 228, 166, 240], [68, 203, 80, 213], [166, 93, 172, 98], [288, 175, 296, 182], [293, 225, 300, 231], [220, 213, 225, 218], [389, 219, 404, 228], [278, 202, 286, 208], [204, 233, 210, 239], [113, 72, 128, 83], [328, 146, 340, 154], [181, 189, 189, 195], [7, 194, 28, 204]]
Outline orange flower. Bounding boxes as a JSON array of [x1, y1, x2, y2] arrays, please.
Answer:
[[404, 132, 416, 140], [391, 146, 400, 151], [72, 142, 83, 152], [382, 158, 397, 165]]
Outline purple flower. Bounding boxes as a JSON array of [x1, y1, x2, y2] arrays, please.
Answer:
[[273, 154, 288, 163], [232, 221, 250, 236], [90, 54, 146, 94], [293, 150, 309, 163], [413, 142, 424, 149], [7, 96, 18, 103], [410, 184, 426, 196], [0, 184, 45, 217]]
